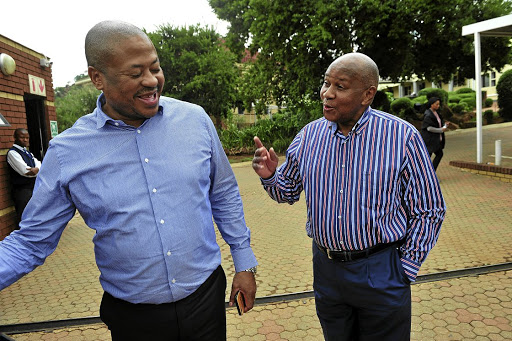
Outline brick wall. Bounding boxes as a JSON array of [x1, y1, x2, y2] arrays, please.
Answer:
[[0, 35, 56, 239], [449, 160, 512, 183]]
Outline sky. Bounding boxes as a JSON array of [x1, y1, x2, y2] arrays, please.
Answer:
[[1, 0, 229, 88]]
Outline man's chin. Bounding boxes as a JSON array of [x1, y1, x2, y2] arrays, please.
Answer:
[[137, 106, 160, 119], [323, 111, 338, 123]]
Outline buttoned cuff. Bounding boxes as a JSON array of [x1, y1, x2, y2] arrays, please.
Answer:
[[400, 257, 421, 282], [260, 173, 278, 186], [231, 247, 258, 273]]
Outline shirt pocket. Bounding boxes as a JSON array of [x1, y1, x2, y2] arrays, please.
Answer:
[[360, 170, 399, 210]]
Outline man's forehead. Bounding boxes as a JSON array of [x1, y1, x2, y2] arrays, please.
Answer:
[[324, 69, 351, 81], [326, 60, 360, 78]]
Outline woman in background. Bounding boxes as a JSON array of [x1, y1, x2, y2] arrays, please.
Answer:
[[421, 97, 450, 171]]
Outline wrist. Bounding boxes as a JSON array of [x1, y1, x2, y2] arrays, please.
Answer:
[[241, 266, 257, 274], [260, 172, 275, 180]]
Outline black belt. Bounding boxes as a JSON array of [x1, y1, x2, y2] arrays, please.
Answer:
[[316, 240, 402, 262]]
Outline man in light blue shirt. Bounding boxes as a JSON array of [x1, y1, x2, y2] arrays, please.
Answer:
[[0, 20, 257, 340]]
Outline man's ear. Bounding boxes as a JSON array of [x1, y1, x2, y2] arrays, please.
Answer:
[[362, 86, 377, 106], [88, 66, 104, 90]]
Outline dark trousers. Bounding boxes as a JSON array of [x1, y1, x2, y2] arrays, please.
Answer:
[[11, 184, 34, 229], [100, 266, 227, 341], [430, 148, 444, 171], [313, 242, 411, 341]]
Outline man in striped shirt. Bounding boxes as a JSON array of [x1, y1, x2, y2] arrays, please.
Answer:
[[252, 53, 445, 340]]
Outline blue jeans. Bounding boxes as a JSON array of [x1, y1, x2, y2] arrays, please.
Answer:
[[313, 242, 411, 341]]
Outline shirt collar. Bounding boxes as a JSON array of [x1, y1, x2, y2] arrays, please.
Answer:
[[12, 144, 27, 151], [94, 93, 164, 129], [327, 106, 372, 136]]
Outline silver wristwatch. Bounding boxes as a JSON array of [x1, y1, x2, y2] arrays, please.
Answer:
[[243, 266, 257, 274]]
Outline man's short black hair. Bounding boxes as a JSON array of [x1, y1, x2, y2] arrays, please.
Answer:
[[85, 20, 151, 73], [14, 128, 28, 138]]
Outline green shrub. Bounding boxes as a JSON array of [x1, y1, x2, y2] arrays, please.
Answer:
[[390, 97, 413, 118], [219, 97, 323, 155], [412, 95, 427, 105], [448, 95, 461, 103], [455, 87, 475, 94], [418, 88, 449, 107], [411, 96, 427, 114], [484, 109, 494, 124], [449, 102, 469, 114], [460, 97, 476, 110], [271, 138, 292, 153], [496, 69, 512, 121], [55, 84, 101, 132], [372, 90, 391, 112], [484, 98, 494, 107], [457, 93, 475, 100]]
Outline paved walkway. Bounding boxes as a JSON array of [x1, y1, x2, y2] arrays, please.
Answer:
[[1, 123, 511, 340]]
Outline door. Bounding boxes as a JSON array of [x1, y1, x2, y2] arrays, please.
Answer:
[[23, 95, 48, 161]]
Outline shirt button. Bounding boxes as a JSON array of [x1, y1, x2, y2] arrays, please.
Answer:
[[153, 188, 157, 193], [338, 215, 342, 219], [167, 251, 171, 256], [340, 190, 343, 193], [145, 158, 149, 163], [160, 219, 165, 224], [172, 279, 176, 283], [137, 130, 141, 134], [114, 122, 119, 126], [342, 164, 345, 168]]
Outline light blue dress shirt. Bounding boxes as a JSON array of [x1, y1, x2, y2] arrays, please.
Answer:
[[0, 94, 257, 304]]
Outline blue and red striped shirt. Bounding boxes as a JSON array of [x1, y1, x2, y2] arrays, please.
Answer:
[[261, 107, 445, 281]]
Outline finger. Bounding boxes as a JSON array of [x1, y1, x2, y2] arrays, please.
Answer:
[[244, 295, 255, 312], [252, 154, 268, 163], [253, 147, 267, 157], [228, 287, 237, 307], [254, 136, 264, 149], [268, 147, 279, 162]]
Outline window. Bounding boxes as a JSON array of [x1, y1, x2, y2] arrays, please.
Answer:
[[481, 73, 490, 88], [490, 72, 496, 87]]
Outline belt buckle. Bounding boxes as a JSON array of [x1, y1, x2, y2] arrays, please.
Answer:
[[326, 249, 334, 260]]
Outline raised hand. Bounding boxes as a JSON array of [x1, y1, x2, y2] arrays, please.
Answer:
[[252, 136, 279, 179]]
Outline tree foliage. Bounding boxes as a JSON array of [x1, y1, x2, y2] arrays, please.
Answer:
[[496, 69, 512, 121], [210, 0, 512, 110], [147, 24, 241, 127], [55, 84, 100, 132]]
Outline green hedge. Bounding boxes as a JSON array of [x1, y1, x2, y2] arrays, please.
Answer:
[[497, 69, 512, 121], [449, 102, 469, 114], [448, 95, 461, 103], [220, 98, 323, 154], [455, 87, 475, 94], [418, 88, 449, 107], [390, 97, 413, 118], [460, 97, 476, 110]]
